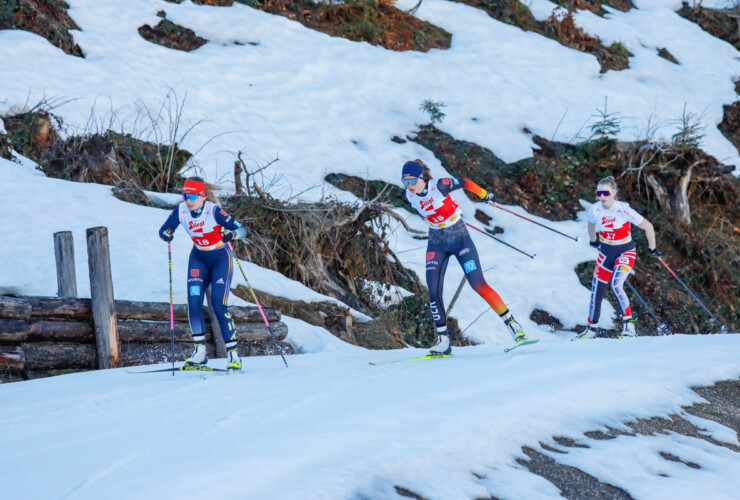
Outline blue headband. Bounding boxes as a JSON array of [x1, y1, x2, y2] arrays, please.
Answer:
[[402, 161, 424, 178]]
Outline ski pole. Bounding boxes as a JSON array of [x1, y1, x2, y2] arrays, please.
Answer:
[[624, 280, 668, 335], [488, 202, 580, 242], [656, 256, 727, 334], [465, 223, 536, 259], [168, 242, 175, 375], [228, 243, 289, 367]]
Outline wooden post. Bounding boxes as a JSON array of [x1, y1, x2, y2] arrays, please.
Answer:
[[86, 227, 120, 369], [206, 286, 227, 358], [234, 161, 243, 195], [54, 231, 78, 298]]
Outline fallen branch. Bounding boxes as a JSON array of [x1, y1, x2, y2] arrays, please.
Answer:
[[379, 204, 425, 234]]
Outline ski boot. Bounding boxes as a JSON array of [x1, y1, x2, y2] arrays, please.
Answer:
[[185, 337, 208, 366], [503, 314, 527, 342], [574, 323, 599, 341], [227, 348, 242, 371], [502, 313, 539, 352], [429, 333, 451, 356], [621, 317, 637, 338]]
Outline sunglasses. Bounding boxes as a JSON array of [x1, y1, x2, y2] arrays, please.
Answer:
[[595, 190, 613, 197], [402, 177, 420, 187], [183, 193, 201, 201]]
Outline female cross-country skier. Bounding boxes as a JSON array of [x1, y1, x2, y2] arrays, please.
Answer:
[[401, 159, 535, 355], [577, 175, 662, 339], [158, 177, 247, 370]]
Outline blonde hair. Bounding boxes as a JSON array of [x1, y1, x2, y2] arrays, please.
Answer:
[[597, 175, 617, 191], [187, 176, 221, 204]]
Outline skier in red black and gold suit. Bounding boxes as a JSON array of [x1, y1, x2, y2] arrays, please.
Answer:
[[401, 160, 536, 355]]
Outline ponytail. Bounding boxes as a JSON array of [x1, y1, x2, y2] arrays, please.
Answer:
[[186, 176, 221, 204]]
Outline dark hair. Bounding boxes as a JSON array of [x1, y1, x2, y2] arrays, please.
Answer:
[[187, 176, 220, 204]]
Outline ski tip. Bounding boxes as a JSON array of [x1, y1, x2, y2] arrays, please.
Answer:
[[504, 338, 540, 353]]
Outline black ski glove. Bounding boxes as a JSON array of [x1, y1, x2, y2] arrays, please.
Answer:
[[649, 248, 665, 257], [482, 192, 496, 203], [221, 230, 235, 244], [589, 239, 600, 249], [160, 229, 173, 242]]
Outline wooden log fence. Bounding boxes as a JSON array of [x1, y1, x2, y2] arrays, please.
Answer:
[[0, 295, 291, 378], [0, 226, 293, 382]]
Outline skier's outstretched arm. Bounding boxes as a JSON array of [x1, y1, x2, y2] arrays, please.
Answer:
[[636, 219, 657, 251]]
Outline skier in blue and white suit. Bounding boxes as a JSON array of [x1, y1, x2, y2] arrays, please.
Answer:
[[158, 177, 247, 370]]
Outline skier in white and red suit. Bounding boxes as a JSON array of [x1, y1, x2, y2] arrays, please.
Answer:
[[579, 175, 663, 339]]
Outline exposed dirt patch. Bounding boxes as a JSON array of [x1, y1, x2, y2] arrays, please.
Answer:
[[677, 2, 740, 51], [450, 1, 631, 72], [324, 173, 409, 211], [530, 308, 565, 330], [0, 0, 83, 57], [138, 12, 207, 52], [552, 0, 635, 16], [689, 380, 740, 438], [719, 101, 740, 152], [410, 124, 606, 221], [657, 47, 679, 64], [515, 380, 740, 499], [259, 0, 451, 52], [184, 0, 451, 52], [518, 446, 635, 500]]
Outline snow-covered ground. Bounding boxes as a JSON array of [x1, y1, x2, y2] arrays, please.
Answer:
[[1, 1, 739, 498], [1, 335, 740, 499]]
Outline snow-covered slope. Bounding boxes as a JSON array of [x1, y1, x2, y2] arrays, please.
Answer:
[[2, 335, 740, 499]]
